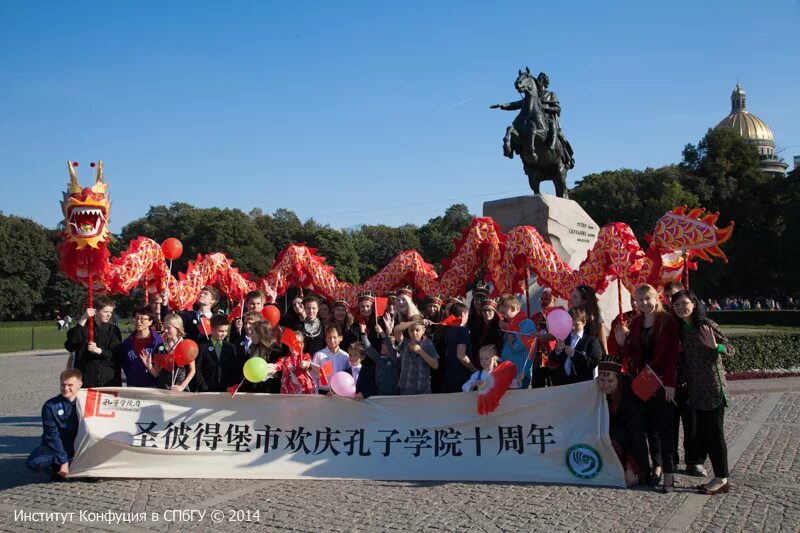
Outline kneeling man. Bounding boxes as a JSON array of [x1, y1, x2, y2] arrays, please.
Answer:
[[26, 369, 82, 481]]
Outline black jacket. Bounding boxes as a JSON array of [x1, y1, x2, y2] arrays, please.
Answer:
[[193, 341, 246, 392], [65, 322, 122, 387], [550, 332, 601, 385]]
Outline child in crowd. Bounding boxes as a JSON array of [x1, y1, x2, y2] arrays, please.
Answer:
[[530, 290, 558, 388], [328, 300, 359, 351], [471, 297, 501, 366], [246, 320, 282, 393], [550, 307, 601, 385], [230, 290, 266, 345], [300, 295, 325, 355], [177, 285, 219, 343], [271, 330, 315, 394], [148, 313, 196, 391], [195, 315, 244, 392], [569, 284, 608, 355], [236, 311, 263, 361], [360, 317, 399, 396], [280, 291, 306, 330], [443, 301, 477, 393], [388, 314, 439, 395], [462, 344, 499, 392], [497, 294, 533, 389], [345, 341, 378, 400], [318, 301, 331, 323], [311, 325, 350, 393]]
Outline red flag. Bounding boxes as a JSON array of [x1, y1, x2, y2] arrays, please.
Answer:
[[375, 297, 389, 317], [227, 379, 244, 397], [632, 365, 662, 401], [228, 304, 243, 323], [281, 328, 302, 355], [198, 315, 211, 337], [319, 360, 333, 387], [439, 314, 462, 327]]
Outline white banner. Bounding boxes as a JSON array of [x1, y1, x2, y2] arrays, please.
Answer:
[[70, 381, 624, 486]]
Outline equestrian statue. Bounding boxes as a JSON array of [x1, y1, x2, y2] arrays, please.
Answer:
[[491, 68, 575, 198]]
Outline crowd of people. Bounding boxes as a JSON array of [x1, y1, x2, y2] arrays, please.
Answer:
[[705, 295, 797, 311], [28, 281, 736, 496]]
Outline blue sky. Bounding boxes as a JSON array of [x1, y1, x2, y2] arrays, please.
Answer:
[[1, 0, 798, 232]]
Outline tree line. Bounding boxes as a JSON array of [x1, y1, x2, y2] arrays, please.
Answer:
[[2, 128, 797, 321]]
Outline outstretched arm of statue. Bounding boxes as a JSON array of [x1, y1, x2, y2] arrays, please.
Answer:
[[489, 100, 523, 111]]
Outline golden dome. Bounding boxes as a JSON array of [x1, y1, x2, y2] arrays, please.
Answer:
[[715, 84, 774, 142]]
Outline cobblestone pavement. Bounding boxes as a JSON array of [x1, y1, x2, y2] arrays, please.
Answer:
[[0, 352, 797, 532]]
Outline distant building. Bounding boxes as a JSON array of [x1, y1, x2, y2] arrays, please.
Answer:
[[715, 84, 788, 177]]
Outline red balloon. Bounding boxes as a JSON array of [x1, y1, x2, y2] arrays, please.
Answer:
[[261, 304, 280, 327], [161, 238, 183, 261], [174, 339, 199, 367]]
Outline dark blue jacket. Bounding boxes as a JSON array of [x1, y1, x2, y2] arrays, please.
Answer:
[[39, 395, 79, 465]]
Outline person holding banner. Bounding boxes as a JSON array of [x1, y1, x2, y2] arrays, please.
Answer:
[[311, 325, 350, 393], [65, 295, 122, 388], [148, 313, 196, 392], [614, 284, 680, 493], [671, 290, 735, 495], [26, 369, 82, 481], [596, 360, 650, 487]]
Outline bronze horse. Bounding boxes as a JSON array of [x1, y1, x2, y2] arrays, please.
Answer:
[[491, 68, 571, 198]]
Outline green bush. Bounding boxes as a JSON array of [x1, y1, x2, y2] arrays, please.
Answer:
[[724, 333, 800, 372], [709, 311, 800, 327]]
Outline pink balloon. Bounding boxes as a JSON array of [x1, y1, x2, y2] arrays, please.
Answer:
[[546, 308, 573, 341], [329, 371, 356, 397]]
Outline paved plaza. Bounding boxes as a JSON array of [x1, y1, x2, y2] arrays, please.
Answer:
[[0, 351, 798, 532]]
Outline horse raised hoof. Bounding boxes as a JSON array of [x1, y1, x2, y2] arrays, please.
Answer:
[[503, 144, 513, 159]]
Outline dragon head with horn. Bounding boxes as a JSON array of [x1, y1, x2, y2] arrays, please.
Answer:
[[62, 160, 111, 249], [59, 160, 111, 286]]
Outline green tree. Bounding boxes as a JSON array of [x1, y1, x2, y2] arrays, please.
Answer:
[[571, 166, 697, 239], [120, 204, 274, 278], [352, 224, 422, 280], [418, 204, 475, 271], [0, 214, 54, 319], [680, 128, 787, 298]]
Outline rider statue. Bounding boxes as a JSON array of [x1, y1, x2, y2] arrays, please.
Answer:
[[490, 68, 574, 198]]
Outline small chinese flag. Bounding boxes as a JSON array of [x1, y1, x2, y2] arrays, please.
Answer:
[[439, 314, 462, 327], [375, 297, 389, 317], [281, 328, 302, 355], [319, 360, 333, 387], [199, 316, 211, 337], [227, 379, 244, 398], [632, 365, 662, 401]]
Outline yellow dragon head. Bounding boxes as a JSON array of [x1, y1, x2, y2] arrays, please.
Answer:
[[61, 160, 111, 250]]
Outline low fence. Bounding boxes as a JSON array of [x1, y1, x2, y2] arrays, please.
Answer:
[[0, 326, 67, 353]]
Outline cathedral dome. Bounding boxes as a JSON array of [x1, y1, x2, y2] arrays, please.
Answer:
[[715, 85, 774, 142]]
